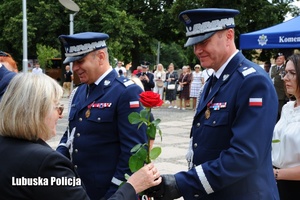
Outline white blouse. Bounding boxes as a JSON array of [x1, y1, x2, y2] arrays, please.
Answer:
[[272, 101, 300, 168]]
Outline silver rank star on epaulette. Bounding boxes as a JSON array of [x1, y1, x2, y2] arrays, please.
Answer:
[[242, 67, 256, 77], [123, 79, 134, 87]]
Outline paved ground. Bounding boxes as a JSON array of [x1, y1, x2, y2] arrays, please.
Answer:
[[47, 97, 195, 199]]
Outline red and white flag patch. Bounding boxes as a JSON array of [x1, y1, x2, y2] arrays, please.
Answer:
[[249, 98, 263, 106], [129, 101, 140, 108]]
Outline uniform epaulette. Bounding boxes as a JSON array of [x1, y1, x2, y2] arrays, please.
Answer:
[[116, 77, 134, 87], [238, 65, 257, 77]]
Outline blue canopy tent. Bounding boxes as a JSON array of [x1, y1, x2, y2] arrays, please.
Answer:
[[239, 16, 300, 50]]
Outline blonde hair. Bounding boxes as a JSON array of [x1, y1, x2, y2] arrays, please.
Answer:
[[131, 76, 144, 91], [194, 64, 201, 69], [155, 63, 165, 72], [0, 73, 63, 141]]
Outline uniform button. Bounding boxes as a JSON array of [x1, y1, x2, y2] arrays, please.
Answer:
[[97, 117, 101, 121], [74, 149, 78, 153], [77, 133, 80, 137], [194, 143, 198, 148], [196, 122, 200, 127], [74, 165, 78, 169], [193, 164, 196, 167], [213, 121, 216, 124], [194, 194, 200, 198], [79, 118, 82, 121]]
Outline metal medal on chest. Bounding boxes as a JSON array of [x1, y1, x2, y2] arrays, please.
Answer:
[[205, 108, 211, 119], [85, 109, 91, 118]]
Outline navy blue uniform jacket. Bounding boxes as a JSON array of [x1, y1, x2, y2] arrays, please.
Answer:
[[175, 52, 280, 199], [0, 136, 139, 200], [0, 65, 16, 100], [57, 70, 147, 200]]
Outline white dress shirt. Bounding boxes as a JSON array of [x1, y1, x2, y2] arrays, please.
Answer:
[[272, 101, 300, 168]]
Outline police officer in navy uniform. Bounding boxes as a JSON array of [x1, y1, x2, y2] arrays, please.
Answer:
[[147, 8, 280, 199], [136, 65, 155, 91], [56, 32, 147, 200]]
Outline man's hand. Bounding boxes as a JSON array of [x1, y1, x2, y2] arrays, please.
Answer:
[[145, 174, 181, 200]]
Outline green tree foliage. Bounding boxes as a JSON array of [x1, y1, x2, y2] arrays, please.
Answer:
[[36, 44, 60, 69], [0, 0, 298, 71]]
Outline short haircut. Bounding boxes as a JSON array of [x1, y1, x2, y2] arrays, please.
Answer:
[[0, 73, 63, 141]]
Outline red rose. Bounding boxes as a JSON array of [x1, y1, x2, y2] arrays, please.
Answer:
[[139, 91, 163, 108]]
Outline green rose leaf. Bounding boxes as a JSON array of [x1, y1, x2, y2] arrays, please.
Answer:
[[272, 139, 280, 143], [147, 124, 156, 139], [128, 112, 142, 124], [150, 147, 162, 160], [130, 143, 143, 153], [129, 154, 144, 172], [140, 109, 149, 120], [152, 118, 161, 126], [158, 129, 163, 141]]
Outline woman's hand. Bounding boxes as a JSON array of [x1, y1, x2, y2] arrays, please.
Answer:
[[127, 163, 162, 194]]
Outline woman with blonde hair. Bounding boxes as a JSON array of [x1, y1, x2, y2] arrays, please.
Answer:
[[0, 73, 161, 200], [153, 63, 166, 100]]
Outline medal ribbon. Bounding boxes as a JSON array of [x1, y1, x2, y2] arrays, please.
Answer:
[[87, 102, 112, 109], [206, 97, 215, 110]]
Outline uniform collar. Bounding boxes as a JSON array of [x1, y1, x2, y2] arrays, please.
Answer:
[[214, 50, 239, 79], [93, 67, 113, 85]]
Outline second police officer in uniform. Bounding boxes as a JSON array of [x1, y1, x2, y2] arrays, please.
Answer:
[[56, 32, 147, 200], [147, 8, 280, 200]]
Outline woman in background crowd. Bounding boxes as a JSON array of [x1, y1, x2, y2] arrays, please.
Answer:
[[177, 66, 191, 110], [165, 63, 178, 109], [0, 73, 161, 200], [153, 63, 166, 100], [190, 64, 204, 111], [272, 53, 300, 200]]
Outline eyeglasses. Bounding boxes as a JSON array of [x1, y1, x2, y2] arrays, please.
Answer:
[[54, 104, 64, 115], [281, 70, 296, 79]]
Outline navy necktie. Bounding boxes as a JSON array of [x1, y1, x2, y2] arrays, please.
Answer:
[[211, 75, 218, 89], [204, 75, 218, 100], [86, 83, 96, 99]]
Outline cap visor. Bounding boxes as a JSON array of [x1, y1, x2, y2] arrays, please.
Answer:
[[63, 55, 86, 64], [184, 32, 216, 47]]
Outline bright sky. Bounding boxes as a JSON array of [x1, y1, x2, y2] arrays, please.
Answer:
[[284, 1, 300, 21]]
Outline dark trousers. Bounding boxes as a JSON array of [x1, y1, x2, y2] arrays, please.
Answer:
[[277, 180, 300, 200]]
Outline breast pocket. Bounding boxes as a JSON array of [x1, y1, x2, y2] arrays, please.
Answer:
[[201, 110, 231, 150], [203, 110, 229, 127], [87, 109, 115, 123]]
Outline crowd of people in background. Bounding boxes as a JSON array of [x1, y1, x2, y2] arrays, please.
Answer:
[[119, 61, 207, 111], [115, 50, 298, 117]]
